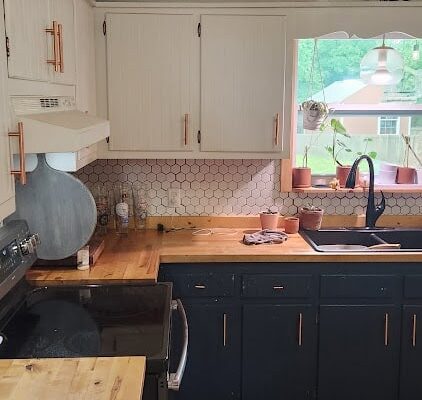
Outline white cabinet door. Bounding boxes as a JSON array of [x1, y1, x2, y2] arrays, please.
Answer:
[[0, 2, 15, 220], [200, 14, 286, 153], [4, 0, 50, 82], [49, 0, 76, 85], [75, 0, 96, 113], [107, 13, 195, 152]]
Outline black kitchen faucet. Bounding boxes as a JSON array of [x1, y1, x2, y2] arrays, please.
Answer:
[[345, 155, 386, 228]]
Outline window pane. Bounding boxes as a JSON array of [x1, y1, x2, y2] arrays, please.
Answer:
[[296, 38, 422, 175]]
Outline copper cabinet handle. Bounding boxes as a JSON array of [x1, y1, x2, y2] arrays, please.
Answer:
[[194, 284, 206, 289], [46, 21, 60, 72], [384, 313, 389, 347], [184, 114, 189, 146], [223, 313, 227, 347], [274, 113, 280, 146], [58, 23, 64, 73], [298, 313, 303, 347], [413, 314, 417, 348], [8, 122, 26, 185]]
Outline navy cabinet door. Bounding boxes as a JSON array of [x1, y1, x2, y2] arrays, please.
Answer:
[[318, 305, 400, 400], [170, 303, 241, 400], [242, 304, 317, 400], [400, 305, 422, 400]]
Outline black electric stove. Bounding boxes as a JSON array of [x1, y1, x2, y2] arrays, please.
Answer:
[[0, 220, 187, 400]]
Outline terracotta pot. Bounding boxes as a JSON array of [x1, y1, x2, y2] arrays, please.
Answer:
[[284, 217, 299, 234], [298, 208, 324, 231], [396, 167, 416, 184], [336, 165, 359, 188], [292, 167, 312, 188], [259, 213, 279, 230], [417, 169, 422, 185]]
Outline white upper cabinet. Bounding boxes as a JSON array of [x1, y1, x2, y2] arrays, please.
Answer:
[[4, 0, 50, 82], [200, 14, 286, 153], [4, 0, 76, 86], [49, 0, 76, 85], [107, 13, 195, 152], [0, 1, 15, 221]]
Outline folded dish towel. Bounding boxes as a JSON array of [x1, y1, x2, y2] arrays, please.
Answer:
[[243, 230, 288, 245]]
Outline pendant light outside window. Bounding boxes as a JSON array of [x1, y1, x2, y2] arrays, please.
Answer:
[[360, 35, 404, 85], [412, 42, 420, 61]]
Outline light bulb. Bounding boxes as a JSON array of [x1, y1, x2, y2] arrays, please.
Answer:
[[370, 67, 393, 85]]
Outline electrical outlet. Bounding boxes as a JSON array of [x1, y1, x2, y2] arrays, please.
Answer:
[[168, 188, 181, 208]]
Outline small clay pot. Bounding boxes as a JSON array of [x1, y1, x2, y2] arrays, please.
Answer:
[[259, 212, 279, 230], [396, 167, 416, 184], [336, 165, 359, 188], [284, 217, 299, 234], [298, 207, 324, 231], [292, 167, 312, 188]]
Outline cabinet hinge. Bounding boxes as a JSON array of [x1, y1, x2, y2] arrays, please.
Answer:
[[103, 20, 107, 36], [197, 130, 201, 144], [5, 36, 10, 58], [197, 22, 201, 37], [106, 137, 110, 144]]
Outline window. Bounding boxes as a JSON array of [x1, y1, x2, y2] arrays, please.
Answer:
[[295, 37, 422, 176], [378, 116, 400, 135]]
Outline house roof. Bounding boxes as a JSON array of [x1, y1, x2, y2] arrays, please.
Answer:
[[310, 79, 367, 103]]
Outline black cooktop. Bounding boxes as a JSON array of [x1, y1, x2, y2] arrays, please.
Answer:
[[0, 283, 172, 373]]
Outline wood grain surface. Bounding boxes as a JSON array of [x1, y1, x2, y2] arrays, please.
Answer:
[[0, 357, 146, 400]]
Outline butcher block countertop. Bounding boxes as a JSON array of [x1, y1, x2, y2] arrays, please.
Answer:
[[26, 215, 422, 286], [0, 356, 146, 400]]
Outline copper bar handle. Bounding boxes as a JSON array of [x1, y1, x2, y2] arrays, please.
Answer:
[[58, 23, 64, 73], [194, 284, 206, 289], [184, 114, 189, 146], [223, 313, 227, 347], [298, 313, 303, 347], [46, 21, 60, 72], [413, 314, 417, 348], [384, 313, 389, 347], [8, 122, 26, 185], [274, 113, 280, 146]]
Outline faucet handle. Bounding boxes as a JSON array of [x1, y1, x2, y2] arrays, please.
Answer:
[[376, 190, 386, 213]]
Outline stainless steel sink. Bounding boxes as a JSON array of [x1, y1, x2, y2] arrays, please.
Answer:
[[300, 228, 422, 252]]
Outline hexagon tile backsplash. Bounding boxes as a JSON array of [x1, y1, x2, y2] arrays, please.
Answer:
[[76, 159, 422, 216]]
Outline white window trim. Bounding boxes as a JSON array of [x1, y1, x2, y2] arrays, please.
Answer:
[[377, 116, 401, 136]]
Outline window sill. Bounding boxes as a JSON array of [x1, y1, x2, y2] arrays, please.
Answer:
[[292, 184, 422, 194]]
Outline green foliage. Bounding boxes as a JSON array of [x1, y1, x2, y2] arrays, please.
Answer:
[[323, 118, 352, 167]]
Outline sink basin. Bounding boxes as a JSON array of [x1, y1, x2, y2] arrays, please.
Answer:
[[300, 228, 422, 252]]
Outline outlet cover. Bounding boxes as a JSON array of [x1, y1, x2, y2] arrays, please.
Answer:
[[168, 188, 181, 208]]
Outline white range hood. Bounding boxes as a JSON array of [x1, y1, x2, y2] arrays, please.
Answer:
[[11, 96, 110, 171]]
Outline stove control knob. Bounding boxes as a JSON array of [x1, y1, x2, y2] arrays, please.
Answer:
[[20, 239, 34, 255]]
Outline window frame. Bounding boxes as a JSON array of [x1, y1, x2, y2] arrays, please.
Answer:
[[377, 115, 401, 136]]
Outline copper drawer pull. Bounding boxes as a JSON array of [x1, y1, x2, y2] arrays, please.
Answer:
[[274, 113, 280, 146], [184, 114, 189, 146], [413, 314, 417, 347], [273, 286, 284, 290], [298, 313, 303, 347], [194, 284, 206, 289], [46, 21, 60, 72], [223, 313, 227, 347], [58, 23, 64, 73], [384, 313, 389, 347], [8, 122, 26, 185]]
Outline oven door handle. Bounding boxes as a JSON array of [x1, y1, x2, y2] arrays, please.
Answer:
[[168, 299, 189, 391]]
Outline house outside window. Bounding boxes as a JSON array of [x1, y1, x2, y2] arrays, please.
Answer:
[[295, 37, 422, 175], [378, 116, 400, 135]]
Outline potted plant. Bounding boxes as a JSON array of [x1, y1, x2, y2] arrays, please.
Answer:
[[397, 133, 420, 184], [292, 132, 321, 188], [259, 208, 280, 230], [301, 100, 330, 131], [323, 118, 356, 188], [298, 205, 324, 231]]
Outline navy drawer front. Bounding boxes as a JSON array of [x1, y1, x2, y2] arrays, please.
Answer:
[[169, 273, 235, 297], [320, 275, 396, 298], [404, 275, 422, 298], [242, 274, 313, 298]]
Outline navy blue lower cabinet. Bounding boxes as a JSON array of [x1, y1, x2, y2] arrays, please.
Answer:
[[170, 303, 241, 400], [318, 305, 400, 400], [400, 305, 422, 400], [242, 304, 317, 400]]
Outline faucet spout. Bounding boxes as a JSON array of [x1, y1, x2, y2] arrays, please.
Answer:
[[345, 155, 385, 228]]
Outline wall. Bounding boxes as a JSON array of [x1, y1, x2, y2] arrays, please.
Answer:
[[76, 159, 422, 216]]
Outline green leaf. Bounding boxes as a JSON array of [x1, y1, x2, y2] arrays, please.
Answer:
[[356, 151, 363, 156], [364, 138, 373, 142], [325, 146, 333, 153], [345, 148, 352, 152], [368, 151, 377, 159]]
